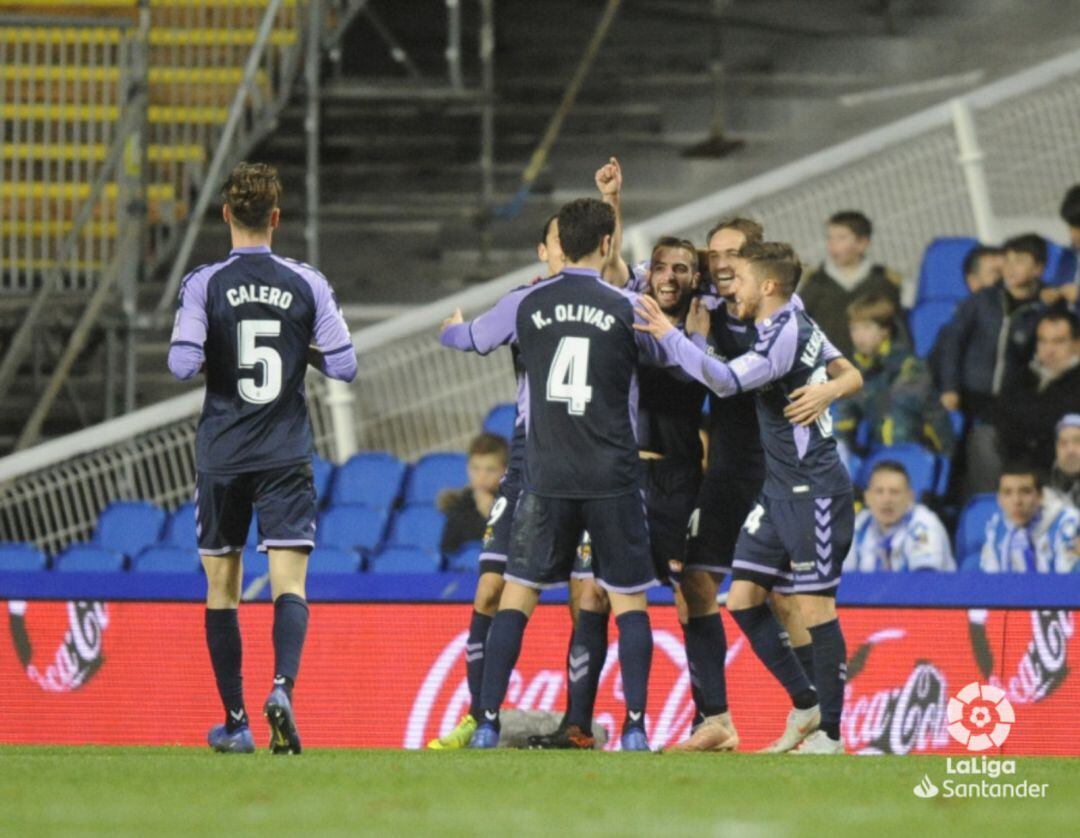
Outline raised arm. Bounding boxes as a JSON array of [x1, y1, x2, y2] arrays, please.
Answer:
[[596, 157, 631, 288], [783, 356, 863, 427], [167, 269, 209, 380]]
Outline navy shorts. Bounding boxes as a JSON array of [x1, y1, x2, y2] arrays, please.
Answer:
[[685, 471, 762, 575], [731, 492, 854, 595], [195, 462, 317, 555], [506, 491, 656, 594], [477, 422, 525, 575], [576, 460, 699, 586]]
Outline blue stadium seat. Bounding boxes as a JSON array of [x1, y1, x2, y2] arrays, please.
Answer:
[[956, 493, 998, 566], [329, 452, 407, 510], [247, 515, 260, 548], [935, 456, 952, 497], [444, 541, 482, 572], [162, 503, 198, 548], [404, 453, 468, 507], [386, 506, 447, 553], [133, 546, 201, 573], [93, 501, 167, 558], [0, 542, 48, 571], [368, 547, 442, 573], [316, 506, 386, 554], [948, 410, 965, 440], [1043, 241, 1078, 287], [857, 444, 940, 499], [54, 545, 126, 572], [909, 300, 958, 358], [915, 237, 979, 304], [308, 547, 362, 573], [242, 547, 268, 576], [960, 553, 984, 572], [312, 454, 335, 504], [482, 403, 516, 442]]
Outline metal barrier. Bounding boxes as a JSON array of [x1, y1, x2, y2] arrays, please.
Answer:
[[2, 47, 1080, 551]]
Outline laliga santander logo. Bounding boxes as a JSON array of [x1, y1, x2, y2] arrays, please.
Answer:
[[403, 629, 743, 749], [947, 682, 1015, 752]]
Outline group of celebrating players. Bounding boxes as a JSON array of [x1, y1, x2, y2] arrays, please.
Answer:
[[432, 158, 863, 754], [171, 158, 862, 756]]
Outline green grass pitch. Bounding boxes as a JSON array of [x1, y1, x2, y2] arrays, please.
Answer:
[[1, 747, 1076, 836]]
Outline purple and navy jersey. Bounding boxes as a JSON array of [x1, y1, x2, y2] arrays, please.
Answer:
[[636, 330, 707, 465], [442, 267, 670, 498], [168, 245, 356, 475], [695, 301, 765, 479], [660, 300, 851, 499]]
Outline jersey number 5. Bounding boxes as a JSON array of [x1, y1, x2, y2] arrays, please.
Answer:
[[237, 319, 282, 404], [546, 336, 593, 416]]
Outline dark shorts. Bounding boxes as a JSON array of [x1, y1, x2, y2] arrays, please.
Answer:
[[195, 463, 317, 555], [684, 471, 762, 574], [478, 479, 522, 576], [731, 492, 854, 595], [506, 491, 656, 594], [576, 460, 700, 586]]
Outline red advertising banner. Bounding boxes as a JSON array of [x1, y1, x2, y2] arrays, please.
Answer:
[[2, 601, 1076, 754]]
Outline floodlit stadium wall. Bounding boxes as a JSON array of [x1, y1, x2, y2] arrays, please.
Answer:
[[2, 598, 1077, 754], [2, 48, 1080, 551]]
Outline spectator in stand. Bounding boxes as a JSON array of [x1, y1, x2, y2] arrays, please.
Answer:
[[834, 294, 954, 457], [844, 461, 954, 572], [797, 210, 906, 359], [934, 233, 1046, 496], [1049, 414, 1080, 510], [980, 462, 1079, 573], [438, 433, 508, 556], [963, 245, 1004, 294], [995, 310, 1080, 468], [1041, 184, 1080, 310]]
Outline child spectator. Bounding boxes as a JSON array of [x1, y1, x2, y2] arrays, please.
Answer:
[[933, 233, 1046, 495], [1049, 414, 1080, 510], [844, 461, 954, 572], [995, 310, 1080, 469], [797, 210, 905, 358], [438, 433, 509, 555], [833, 294, 954, 457], [979, 462, 1078, 573], [963, 245, 1004, 294]]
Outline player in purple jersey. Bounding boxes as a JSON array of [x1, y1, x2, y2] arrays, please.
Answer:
[[427, 213, 566, 749], [443, 198, 678, 751], [168, 162, 356, 755], [635, 241, 863, 755]]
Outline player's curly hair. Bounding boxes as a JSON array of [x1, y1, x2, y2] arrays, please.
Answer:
[[222, 162, 282, 231], [705, 217, 763, 247], [738, 241, 803, 296]]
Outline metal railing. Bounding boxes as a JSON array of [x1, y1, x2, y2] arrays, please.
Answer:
[[2, 46, 1080, 551]]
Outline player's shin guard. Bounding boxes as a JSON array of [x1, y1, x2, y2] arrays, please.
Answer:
[[272, 593, 309, 696], [808, 619, 847, 741], [205, 608, 247, 731], [478, 609, 529, 730], [615, 611, 652, 730], [730, 605, 816, 708], [793, 642, 816, 688], [683, 614, 729, 716], [565, 609, 609, 733], [466, 610, 493, 720]]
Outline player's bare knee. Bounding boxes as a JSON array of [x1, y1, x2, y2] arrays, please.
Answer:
[[608, 590, 646, 617], [498, 580, 540, 617], [579, 580, 609, 614], [681, 570, 719, 617], [268, 548, 309, 600], [726, 579, 767, 611], [202, 552, 242, 608], [473, 573, 504, 615], [794, 593, 837, 627]]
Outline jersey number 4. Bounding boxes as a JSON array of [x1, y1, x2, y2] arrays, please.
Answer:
[[546, 336, 593, 416], [237, 319, 282, 404]]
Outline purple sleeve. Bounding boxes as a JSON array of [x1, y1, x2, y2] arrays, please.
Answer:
[[821, 332, 843, 363], [311, 276, 357, 382], [167, 270, 209, 380], [439, 287, 524, 355]]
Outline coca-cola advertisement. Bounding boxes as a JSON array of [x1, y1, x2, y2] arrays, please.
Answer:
[[1, 601, 1076, 754]]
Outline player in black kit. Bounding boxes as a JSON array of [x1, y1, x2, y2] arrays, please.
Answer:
[[168, 163, 356, 755]]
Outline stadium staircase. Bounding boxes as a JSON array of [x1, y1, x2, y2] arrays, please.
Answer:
[[0, 0, 1074, 453]]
